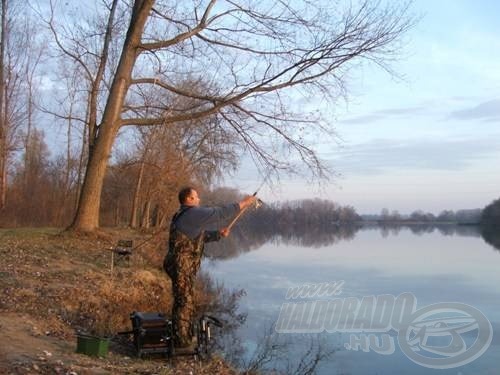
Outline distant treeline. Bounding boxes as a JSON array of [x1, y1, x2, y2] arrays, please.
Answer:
[[204, 188, 362, 230], [362, 208, 483, 224], [481, 198, 500, 229], [205, 193, 362, 258], [204, 194, 500, 259], [480, 198, 500, 250], [243, 199, 361, 231]]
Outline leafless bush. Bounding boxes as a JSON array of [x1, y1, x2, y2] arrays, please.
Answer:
[[238, 326, 335, 375]]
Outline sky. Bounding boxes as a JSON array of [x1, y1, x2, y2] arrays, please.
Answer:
[[41, 1, 499, 216], [226, 0, 500, 215]]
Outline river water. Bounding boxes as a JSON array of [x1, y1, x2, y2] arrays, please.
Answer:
[[203, 226, 500, 374]]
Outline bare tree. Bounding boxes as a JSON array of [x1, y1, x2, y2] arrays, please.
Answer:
[[7, 128, 52, 225], [40, 0, 122, 153], [0, 0, 41, 211], [126, 107, 239, 228], [44, 0, 415, 232], [22, 12, 44, 200], [44, 58, 94, 221], [31, 0, 125, 219]]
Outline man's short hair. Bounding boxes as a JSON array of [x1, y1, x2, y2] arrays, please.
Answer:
[[178, 186, 194, 204]]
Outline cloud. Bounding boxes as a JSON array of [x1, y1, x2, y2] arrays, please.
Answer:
[[339, 106, 428, 125], [339, 114, 385, 125], [449, 99, 500, 121], [329, 137, 500, 175], [373, 106, 427, 116]]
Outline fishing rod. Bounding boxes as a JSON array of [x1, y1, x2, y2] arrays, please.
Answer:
[[226, 192, 260, 231], [226, 169, 272, 231]]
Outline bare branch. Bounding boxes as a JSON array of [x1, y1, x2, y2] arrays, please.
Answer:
[[139, 0, 217, 51], [130, 78, 219, 102], [43, 0, 93, 82]]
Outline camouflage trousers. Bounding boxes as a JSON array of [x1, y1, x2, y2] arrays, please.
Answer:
[[164, 230, 204, 348]]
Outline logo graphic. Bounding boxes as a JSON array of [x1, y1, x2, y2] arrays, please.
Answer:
[[398, 302, 492, 369], [275, 283, 493, 369]]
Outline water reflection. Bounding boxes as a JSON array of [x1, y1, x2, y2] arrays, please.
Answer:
[[205, 223, 500, 260], [205, 224, 361, 259], [204, 225, 500, 374], [481, 227, 500, 252]]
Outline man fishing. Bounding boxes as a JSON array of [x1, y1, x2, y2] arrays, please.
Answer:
[[164, 186, 257, 348]]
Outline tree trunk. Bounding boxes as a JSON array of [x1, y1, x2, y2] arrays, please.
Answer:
[[69, 0, 154, 232], [141, 200, 151, 229], [129, 159, 145, 228], [56, 105, 73, 225], [0, 0, 7, 211], [114, 204, 120, 227], [1, 43, 11, 212], [0, 144, 5, 210], [88, 0, 119, 155], [75, 120, 87, 212], [24, 77, 33, 190], [151, 204, 159, 227]]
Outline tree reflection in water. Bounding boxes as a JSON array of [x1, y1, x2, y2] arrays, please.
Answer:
[[197, 272, 336, 374], [481, 227, 500, 252], [205, 221, 490, 260], [203, 221, 498, 373]]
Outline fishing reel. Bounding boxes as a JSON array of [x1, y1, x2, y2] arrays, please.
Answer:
[[227, 193, 264, 231], [254, 197, 264, 209], [251, 191, 264, 209]]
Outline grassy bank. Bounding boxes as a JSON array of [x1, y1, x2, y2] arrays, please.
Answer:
[[0, 228, 237, 374]]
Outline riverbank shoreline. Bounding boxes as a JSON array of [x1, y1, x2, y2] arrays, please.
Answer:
[[0, 228, 237, 374]]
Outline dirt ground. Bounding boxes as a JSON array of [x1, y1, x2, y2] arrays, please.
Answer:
[[0, 228, 238, 375]]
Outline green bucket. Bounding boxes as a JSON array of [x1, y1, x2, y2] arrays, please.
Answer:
[[76, 334, 110, 357]]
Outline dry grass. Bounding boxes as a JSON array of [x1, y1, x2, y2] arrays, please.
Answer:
[[0, 228, 238, 374], [60, 268, 173, 337]]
